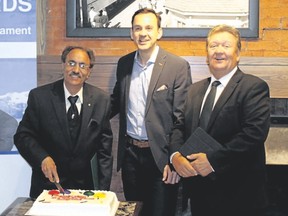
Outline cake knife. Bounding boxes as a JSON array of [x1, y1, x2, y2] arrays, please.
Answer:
[[54, 181, 65, 194]]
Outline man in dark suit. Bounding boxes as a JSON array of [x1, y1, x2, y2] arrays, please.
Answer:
[[170, 24, 270, 216], [110, 8, 192, 216], [14, 46, 113, 199]]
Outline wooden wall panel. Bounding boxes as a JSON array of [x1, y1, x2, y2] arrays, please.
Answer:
[[38, 56, 288, 98]]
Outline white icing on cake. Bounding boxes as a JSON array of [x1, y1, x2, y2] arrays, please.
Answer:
[[25, 190, 119, 216]]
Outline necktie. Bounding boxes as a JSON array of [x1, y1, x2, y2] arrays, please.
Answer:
[[67, 95, 79, 120], [67, 95, 79, 147], [199, 81, 221, 130]]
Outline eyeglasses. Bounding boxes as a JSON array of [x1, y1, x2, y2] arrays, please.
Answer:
[[66, 60, 90, 69]]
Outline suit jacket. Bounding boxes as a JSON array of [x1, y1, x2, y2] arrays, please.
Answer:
[[170, 68, 270, 210], [111, 48, 192, 172], [14, 79, 113, 198]]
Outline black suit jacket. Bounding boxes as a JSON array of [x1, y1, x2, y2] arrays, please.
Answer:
[[111, 48, 192, 172], [170, 68, 270, 210], [14, 79, 113, 198]]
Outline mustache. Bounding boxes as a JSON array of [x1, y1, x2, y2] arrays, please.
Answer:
[[69, 71, 81, 78]]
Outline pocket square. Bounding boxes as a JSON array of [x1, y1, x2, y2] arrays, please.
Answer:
[[156, 84, 168, 91]]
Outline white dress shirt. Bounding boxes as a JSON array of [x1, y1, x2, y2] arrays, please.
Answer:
[[200, 66, 238, 114], [126, 46, 159, 140], [63, 82, 83, 114]]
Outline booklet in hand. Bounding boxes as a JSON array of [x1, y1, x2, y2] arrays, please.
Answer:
[[179, 127, 222, 156]]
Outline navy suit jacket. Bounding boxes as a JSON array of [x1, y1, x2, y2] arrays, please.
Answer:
[[111, 48, 192, 172], [14, 79, 113, 198], [170, 68, 270, 210]]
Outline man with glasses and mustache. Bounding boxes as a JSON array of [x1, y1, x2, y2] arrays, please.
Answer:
[[14, 46, 113, 199]]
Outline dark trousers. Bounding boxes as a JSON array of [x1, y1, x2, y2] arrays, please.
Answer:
[[189, 197, 265, 216], [190, 195, 265, 216], [121, 144, 178, 216], [183, 174, 267, 216]]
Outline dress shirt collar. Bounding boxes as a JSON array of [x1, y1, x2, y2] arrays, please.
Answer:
[[210, 66, 238, 88], [63, 82, 83, 111], [201, 66, 238, 111], [134, 45, 159, 67]]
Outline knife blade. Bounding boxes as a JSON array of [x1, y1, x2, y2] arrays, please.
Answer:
[[54, 181, 65, 194]]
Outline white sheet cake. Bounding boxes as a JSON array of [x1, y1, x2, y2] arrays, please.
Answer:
[[26, 189, 119, 216]]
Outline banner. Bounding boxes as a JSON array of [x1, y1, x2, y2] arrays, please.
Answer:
[[0, 0, 36, 212], [0, 0, 36, 152]]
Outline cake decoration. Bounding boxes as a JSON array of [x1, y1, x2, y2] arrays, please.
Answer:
[[83, 190, 94, 196]]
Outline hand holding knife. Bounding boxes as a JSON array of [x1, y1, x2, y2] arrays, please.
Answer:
[[41, 157, 67, 194]]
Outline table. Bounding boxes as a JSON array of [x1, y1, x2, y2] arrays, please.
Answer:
[[1, 198, 142, 216]]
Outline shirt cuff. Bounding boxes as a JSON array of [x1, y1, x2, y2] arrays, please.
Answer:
[[170, 152, 179, 164]]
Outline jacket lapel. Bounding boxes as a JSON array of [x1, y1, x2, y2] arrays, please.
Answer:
[[51, 80, 72, 148], [192, 79, 210, 131], [125, 52, 136, 114], [207, 69, 243, 130], [145, 48, 166, 116], [74, 83, 94, 151]]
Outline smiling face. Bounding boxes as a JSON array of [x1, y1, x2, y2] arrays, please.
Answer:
[[206, 31, 240, 79], [63, 48, 91, 94], [130, 12, 163, 55]]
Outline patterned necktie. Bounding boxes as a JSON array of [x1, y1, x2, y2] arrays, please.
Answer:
[[67, 95, 79, 120], [199, 81, 221, 130], [67, 95, 80, 147]]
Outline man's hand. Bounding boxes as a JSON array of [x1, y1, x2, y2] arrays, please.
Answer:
[[41, 156, 59, 183], [187, 153, 213, 177], [162, 164, 181, 184], [172, 152, 198, 177]]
